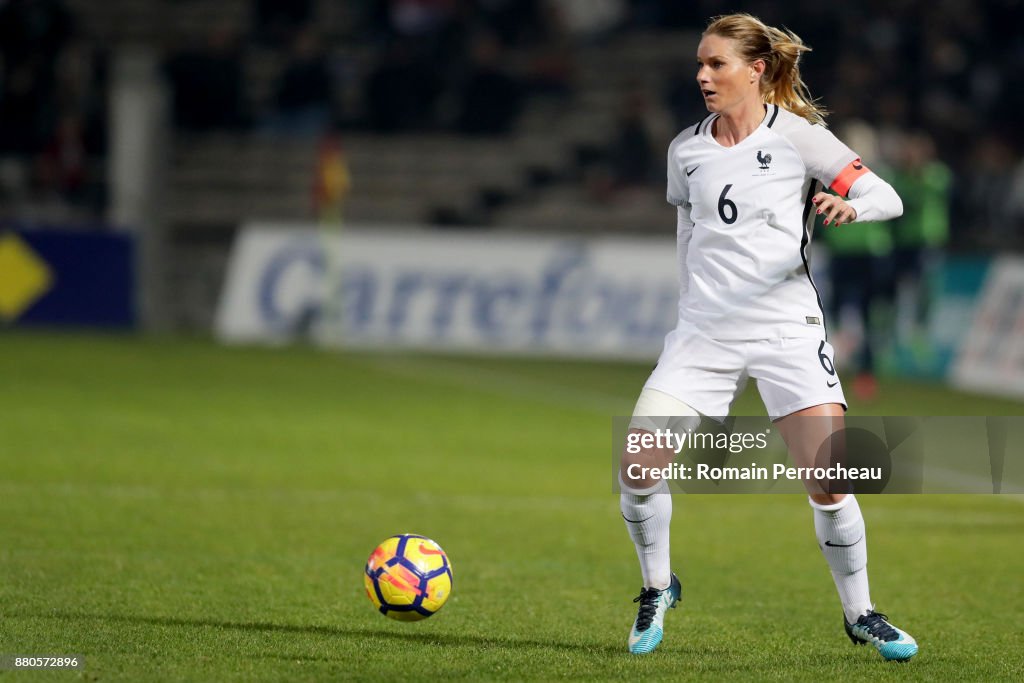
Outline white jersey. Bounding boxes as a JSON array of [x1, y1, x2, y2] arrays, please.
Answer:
[[667, 104, 868, 340]]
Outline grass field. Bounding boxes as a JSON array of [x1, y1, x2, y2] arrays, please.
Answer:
[[2, 331, 1023, 681]]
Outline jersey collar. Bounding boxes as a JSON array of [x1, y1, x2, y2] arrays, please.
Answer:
[[701, 104, 779, 149]]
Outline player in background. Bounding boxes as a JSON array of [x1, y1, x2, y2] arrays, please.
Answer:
[[618, 14, 918, 661], [824, 121, 895, 401], [890, 131, 953, 356]]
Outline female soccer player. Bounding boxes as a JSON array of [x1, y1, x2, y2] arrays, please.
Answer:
[[618, 14, 918, 661]]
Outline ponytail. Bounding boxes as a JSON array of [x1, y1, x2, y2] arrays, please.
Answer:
[[705, 14, 827, 126]]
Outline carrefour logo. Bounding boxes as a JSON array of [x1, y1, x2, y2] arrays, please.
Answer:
[[249, 237, 678, 352], [0, 233, 54, 322]]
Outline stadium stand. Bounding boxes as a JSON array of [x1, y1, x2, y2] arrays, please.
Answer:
[[2, 0, 1022, 329]]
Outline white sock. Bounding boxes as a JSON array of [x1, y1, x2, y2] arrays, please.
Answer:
[[810, 494, 872, 623], [620, 474, 673, 590]]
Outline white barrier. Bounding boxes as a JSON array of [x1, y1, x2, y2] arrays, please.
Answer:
[[951, 256, 1024, 399], [216, 224, 680, 359]]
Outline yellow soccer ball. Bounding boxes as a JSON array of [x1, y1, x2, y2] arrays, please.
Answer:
[[363, 534, 453, 621]]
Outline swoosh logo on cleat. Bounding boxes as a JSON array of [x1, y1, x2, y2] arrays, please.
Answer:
[[622, 513, 654, 524], [825, 535, 863, 548]]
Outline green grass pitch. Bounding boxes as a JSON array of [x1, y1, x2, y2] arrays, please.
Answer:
[[1, 331, 1023, 681]]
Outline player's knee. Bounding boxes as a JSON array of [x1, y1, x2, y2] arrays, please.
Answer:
[[620, 429, 671, 487], [622, 389, 700, 490], [809, 492, 849, 506]]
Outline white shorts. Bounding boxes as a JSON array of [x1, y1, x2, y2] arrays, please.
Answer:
[[644, 325, 847, 419]]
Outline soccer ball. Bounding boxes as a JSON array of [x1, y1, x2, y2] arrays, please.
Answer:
[[363, 534, 453, 621]]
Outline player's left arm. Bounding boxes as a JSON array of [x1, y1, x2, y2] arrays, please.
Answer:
[[813, 159, 904, 227]]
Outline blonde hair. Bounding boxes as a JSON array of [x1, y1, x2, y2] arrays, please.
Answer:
[[704, 13, 826, 126]]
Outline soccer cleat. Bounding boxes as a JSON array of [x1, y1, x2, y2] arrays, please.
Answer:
[[844, 610, 918, 662], [627, 573, 681, 654]]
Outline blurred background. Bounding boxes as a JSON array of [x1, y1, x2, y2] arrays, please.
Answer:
[[1, 0, 1022, 399]]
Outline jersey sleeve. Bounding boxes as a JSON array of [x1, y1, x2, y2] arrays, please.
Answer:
[[788, 123, 862, 194], [677, 205, 694, 295], [846, 171, 903, 222], [666, 135, 688, 206]]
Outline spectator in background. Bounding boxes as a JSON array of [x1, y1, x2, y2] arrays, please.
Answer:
[[0, 0, 74, 80], [34, 111, 94, 211], [546, 0, 625, 43], [253, 0, 313, 47], [1007, 148, 1024, 235], [364, 40, 443, 132], [474, 0, 548, 48], [312, 134, 351, 222], [375, 0, 466, 71], [455, 32, 522, 135], [607, 86, 656, 189], [385, 0, 457, 37], [523, 39, 574, 100], [517, 0, 574, 99], [0, 59, 49, 155], [268, 28, 333, 135], [0, 0, 75, 154], [958, 132, 1017, 249], [584, 84, 667, 202], [164, 28, 247, 131], [663, 63, 705, 133]]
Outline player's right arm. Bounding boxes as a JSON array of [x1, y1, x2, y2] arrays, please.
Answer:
[[666, 132, 695, 292], [813, 160, 904, 227], [781, 117, 903, 227]]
